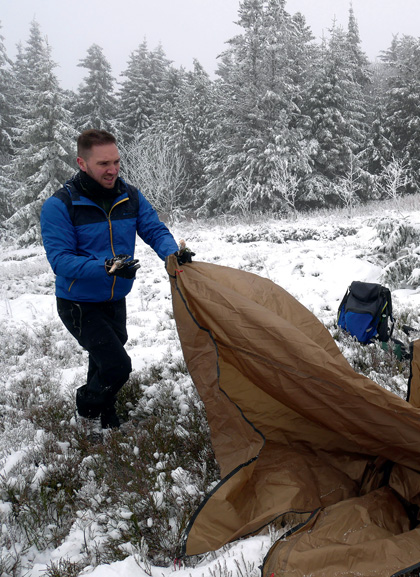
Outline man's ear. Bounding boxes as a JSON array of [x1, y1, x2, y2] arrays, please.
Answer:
[[77, 156, 86, 171]]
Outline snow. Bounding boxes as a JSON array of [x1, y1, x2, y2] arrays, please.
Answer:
[[0, 294, 56, 322], [2, 201, 420, 576], [1, 451, 26, 477]]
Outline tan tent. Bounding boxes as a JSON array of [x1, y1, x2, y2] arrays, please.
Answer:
[[166, 256, 420, 577]]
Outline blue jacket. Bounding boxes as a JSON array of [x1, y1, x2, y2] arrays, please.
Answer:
[[40, 175, 178, 302]]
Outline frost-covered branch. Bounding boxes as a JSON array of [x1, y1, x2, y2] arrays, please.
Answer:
[[377, 157, 409, 206], [120, 134, 187, 224], [270, 157, 301, 218]]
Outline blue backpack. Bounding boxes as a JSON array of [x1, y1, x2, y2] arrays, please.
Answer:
[[337, 281, 394, 344]]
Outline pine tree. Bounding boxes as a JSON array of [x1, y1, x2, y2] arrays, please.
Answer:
[[381, 35, 420, 192], [363, 62, 393, 184], [0, 22, 16, 220], [137, 60, 215, 209], [75, 44, 118, 133], [6, 20, 77, 244], [117, 41, 153, 142], [175, 62, 216, 205], [149, 44, 176, 106], [0, 22, 14, 163], [304, 22, 369, 204], [117, 40, 174, 144], [346, 3, 371, 87], [204, 0, 316, 214]]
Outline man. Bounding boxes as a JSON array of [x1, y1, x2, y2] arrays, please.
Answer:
[[40, 129, 190, 434]]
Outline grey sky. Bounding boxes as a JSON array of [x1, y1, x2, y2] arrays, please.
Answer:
[[288, 0, 420, 60], [1, 0, 419, 91]]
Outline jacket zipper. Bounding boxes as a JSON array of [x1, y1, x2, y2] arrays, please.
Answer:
[[107, 198, 129, 301], [67, 197, 130, 298]]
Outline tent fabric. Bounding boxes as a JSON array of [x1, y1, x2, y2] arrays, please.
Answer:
[[408, 339, 420, 409], [166, 256, 420, 576]]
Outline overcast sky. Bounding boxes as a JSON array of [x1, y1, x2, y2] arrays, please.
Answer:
[[1, 0, 419, 91]]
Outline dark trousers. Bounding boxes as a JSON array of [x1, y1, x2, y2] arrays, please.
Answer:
[[57, 297, 132, 418]]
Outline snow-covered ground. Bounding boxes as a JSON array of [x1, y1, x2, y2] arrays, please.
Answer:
[[1, 200, 420, 576]]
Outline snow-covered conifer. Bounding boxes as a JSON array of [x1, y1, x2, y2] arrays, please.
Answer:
[[304, 22, 368, 203], [138, 60, 215, 210], [117, 41, 175, 145], [0, 22, 14, 163], [75, 44, 118, 133], [6, 20, 77, 244], [203, 0, 316, 214], [381, 35, 420, 193]]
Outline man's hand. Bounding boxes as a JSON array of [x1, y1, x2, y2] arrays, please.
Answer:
[[105, 254, 140, 279], [175, 239, 195, 265], [175, 249, 195, 264]]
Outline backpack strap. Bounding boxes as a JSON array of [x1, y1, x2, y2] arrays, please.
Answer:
[[53, 184, 77, 224], [51, 179, 140, 226], [337, 287, 350, 325], [377, 287, 394, 342]]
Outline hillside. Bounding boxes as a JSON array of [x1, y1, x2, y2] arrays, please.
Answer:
[[1, 199, 420, 576]]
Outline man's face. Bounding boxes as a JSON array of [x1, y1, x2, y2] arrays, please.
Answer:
[[77, 143, 120, 189]]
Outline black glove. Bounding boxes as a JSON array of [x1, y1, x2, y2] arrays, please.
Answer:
[[175, 248, 195, 265], [105, 254, 140, 279]]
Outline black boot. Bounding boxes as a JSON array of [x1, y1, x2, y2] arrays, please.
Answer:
[[76, 385, 102, 418], [101, 404, 120, 429]]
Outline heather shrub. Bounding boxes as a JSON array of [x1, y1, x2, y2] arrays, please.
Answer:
[[2, 205, 420, 576], [0, 318, 219, 573], [375, 218, 420, 260]]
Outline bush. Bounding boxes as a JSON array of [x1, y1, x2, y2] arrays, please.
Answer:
[[0, 318, 219, 573], [375, 218, 420, 260]]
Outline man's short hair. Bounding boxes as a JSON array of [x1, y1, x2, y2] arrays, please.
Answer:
[[77, 129, 117, 159]]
